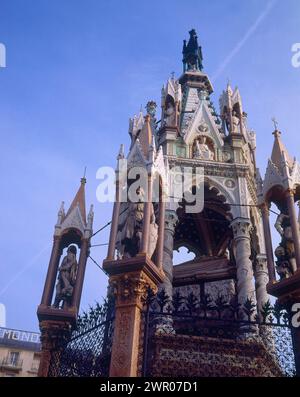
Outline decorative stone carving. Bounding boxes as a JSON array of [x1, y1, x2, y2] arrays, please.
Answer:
[[224, 179, 236, 189], [38, 320, 71, 377], [254, 255, 269, 314], [223, 151, 232, 162], [197, 122, 209, 133], [231, 111, 240, 133], [110, 272, 158, 307], [192, 136, 214, 160], [205, 279, 236, 304], [53, 245, 78, 309], [163, 99, 176, 127], [274, 212, 298, 278], [118, 187, 158, 259]]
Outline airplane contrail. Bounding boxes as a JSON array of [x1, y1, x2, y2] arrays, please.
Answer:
[[0, 244, 50, 297], [212, 0, 278, 82]]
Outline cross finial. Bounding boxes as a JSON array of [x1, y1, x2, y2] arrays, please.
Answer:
[[272, 117, 279, 131], [81, 166, 87, 184]]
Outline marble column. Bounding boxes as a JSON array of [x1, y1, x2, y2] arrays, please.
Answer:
[[71, 238, 89, 310], [161, 210, 178, 300], [260, 203, 276, 283], [285, 189, 300, 269], [231, 219, 257, 313], [107, 176, 121, 260], [154, 210, 178, 333], [140, 174, 153, 255], [254, 254, 270, 318], [40, 236, 62, 306]]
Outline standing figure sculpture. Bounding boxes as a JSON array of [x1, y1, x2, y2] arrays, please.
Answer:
[[274, 212, 297, 279], [53, 245, 78, 308], [163, 99, 176, 127], [117, 187, 158, 259], [231, 111, 240, 134]]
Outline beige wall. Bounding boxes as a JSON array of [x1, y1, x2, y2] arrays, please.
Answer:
[[0, 346, 40, 377]]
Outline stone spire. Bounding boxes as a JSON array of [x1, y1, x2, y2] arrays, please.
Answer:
[[138, 114, 154, 159], [270, 126, 293, 170], [64, 176, 87, 225], [182, 28, 203, 72]]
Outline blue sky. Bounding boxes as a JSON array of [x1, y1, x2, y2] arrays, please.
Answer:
[[0, 0, 299, 332]]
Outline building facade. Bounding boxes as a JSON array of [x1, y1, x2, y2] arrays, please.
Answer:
[[0, 327, 41, 377]]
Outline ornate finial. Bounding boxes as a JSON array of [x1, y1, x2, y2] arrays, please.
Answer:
[[272, 117, 281, 138], [171, 71, 175, 80], [139, 104, 143, 113], [272, 117, 279, 131], [81, 167, 87, 184], [146, 101, 157, 118], [117, 144, 125, 160]]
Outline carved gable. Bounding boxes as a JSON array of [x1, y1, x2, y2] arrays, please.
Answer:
[[183, 101, 224, 149], [60, 205, 86, 235]]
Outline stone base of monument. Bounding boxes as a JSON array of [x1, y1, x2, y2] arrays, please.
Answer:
[[147, 333, 283, 377]]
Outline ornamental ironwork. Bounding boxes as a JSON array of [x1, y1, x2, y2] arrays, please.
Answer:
[[48, 298, 114, 377], [142, 289, 296, 377]]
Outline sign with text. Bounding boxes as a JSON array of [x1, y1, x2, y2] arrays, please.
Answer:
[[0, 327, 40, 344]]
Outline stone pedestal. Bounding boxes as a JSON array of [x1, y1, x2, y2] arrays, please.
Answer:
[[103, 254, 164, 377], [37, 318, 72, 377], [37, 305, 76, 377]]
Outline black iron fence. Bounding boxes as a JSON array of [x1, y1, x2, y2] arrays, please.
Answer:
[[48, 298, 114, 377], [142, 289, 297, 377], [47, 289, 297, 377]]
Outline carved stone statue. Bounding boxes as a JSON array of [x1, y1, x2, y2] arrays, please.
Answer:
[[118, 187, 158, 259], [148, 211, 158, 259], [275, 245, 293, 280], [193, 136, 214, 160], [274, 212, 297, 279], [231, 111, 240, 134], [163, 100, 176, 127], [53, 245, 78, 308]]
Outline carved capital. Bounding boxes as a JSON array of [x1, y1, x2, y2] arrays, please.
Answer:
[[231, 218, 251, 240], [255, 255, 268, 275], [110, 271, 158, 307], [39, 320, 71, 351]]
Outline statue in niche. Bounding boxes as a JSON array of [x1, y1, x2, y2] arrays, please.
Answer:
[[193, 136, 214, 160], [163, 98, 176, 127], [118, 187, 158, 259], [53, 245, 78, 308], [231, 110, 240, 133], [274, 212, 297, 279]]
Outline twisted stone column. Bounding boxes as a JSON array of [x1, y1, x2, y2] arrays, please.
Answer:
[[231, 219, 257, 312], [161, 210, 178, 300], [254, 254, 269, 318], [154, 210, 178, 333]]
